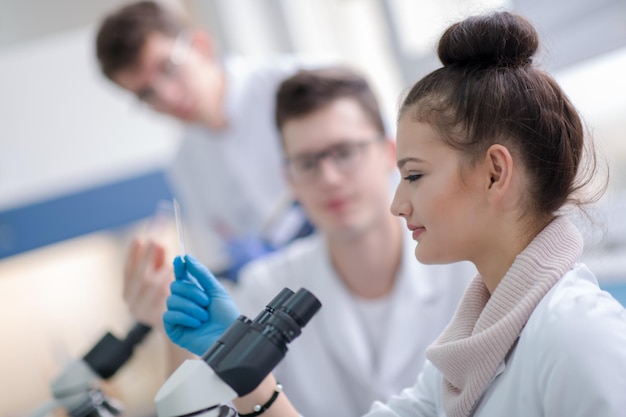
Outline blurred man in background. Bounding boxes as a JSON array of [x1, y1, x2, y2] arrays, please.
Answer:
[[96, 0, 322, 292]]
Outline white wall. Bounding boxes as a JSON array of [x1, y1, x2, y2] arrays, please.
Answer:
[[0, 26, 181, 211], [556, 45, 626, 185]]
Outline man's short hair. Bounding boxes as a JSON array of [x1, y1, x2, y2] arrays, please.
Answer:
[[96, 1, 188, 80], [275, 67, 386, 140]]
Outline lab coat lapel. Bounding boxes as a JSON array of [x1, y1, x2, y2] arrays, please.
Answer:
[[314, 241, 374, 386], [378, 232, 438, 386]]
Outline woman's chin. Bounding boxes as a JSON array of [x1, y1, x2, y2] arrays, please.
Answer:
[[414, 246, 449, 265]]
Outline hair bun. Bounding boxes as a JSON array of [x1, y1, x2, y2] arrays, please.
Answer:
[[438, 11, 538, 68]]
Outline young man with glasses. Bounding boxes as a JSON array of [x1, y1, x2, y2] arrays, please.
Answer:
[[95, 1, 327, 339], [164, 67, 476, 416]]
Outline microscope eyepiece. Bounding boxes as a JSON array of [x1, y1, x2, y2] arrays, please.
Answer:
[[279, 288, 321, 328], [252, 287, 295, 324], [203, 287, 321, 396], [264, 288, 321, 344]]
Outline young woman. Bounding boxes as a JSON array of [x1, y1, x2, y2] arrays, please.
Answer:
[[165, 11, 626, 417]]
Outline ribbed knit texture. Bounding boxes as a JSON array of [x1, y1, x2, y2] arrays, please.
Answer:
[[425, 216, 583, 417]]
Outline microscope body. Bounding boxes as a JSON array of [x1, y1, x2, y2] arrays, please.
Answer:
[[155, 287, 321, 417], [49, 359, 101, 414], [154, 360, 237, 417]]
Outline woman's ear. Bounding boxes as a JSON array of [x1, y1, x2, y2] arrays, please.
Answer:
[[484, 144, 514, 201]]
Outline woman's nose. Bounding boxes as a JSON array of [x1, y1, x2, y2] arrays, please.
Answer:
[[390, 187, 410, 218]]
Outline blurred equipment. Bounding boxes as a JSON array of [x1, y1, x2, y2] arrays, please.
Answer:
[[31, 323, 152, 417], [216, 200, 314, 282], [155, 287, 321, 417]]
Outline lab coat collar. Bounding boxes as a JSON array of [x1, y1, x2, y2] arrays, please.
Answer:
[[312, 230, 439, 391], [378, 230, 442, 384]]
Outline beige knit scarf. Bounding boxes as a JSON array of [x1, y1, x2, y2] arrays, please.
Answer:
[[425, 216, 583, 417]]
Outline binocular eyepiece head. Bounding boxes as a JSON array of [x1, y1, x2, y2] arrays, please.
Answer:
[[203, 287, 321, 396], [253, 287, 321, 343]]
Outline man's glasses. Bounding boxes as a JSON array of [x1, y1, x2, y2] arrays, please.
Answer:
[[285, 138, 382, 183], [135, 31, 191, 105]]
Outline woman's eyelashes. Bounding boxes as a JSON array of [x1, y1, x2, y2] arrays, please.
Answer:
[[403, 173, 423, 183]]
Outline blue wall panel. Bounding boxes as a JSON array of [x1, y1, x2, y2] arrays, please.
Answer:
[[0, 170, 172, 259]]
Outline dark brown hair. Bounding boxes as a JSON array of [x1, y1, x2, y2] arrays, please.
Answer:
[[96, 1, 187, 80], [399, 11, 602, 218], [275, 67, 386, 139]]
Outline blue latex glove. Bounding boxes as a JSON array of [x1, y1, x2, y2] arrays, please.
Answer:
[[163, 254, 241, 356]]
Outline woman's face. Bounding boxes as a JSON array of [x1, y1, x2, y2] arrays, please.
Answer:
[[391, 117, 489, 265]]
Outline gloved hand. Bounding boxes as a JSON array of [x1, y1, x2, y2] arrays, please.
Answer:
[[163, 254, 241, 356]]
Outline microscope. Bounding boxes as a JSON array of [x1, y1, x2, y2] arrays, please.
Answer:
[[154, 287, 321, 417], [31, 323, 152, 417]]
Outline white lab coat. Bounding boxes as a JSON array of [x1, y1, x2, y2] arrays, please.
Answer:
[[368, 263, 626, 417], [167, 55, 328, 270], [232, 231, 475, 417]]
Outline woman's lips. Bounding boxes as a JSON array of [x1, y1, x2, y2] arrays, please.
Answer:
[[408, 225, 425, 240], [412, 227, 425, 240]]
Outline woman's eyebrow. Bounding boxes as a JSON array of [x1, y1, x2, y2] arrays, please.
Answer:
[[397, 157, 425, 169]]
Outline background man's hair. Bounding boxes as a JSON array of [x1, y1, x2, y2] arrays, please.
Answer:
[[96, 1, 188, 80], [275, 66, 386, 138]]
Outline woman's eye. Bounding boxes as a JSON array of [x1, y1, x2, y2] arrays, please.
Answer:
[[403, 174, 422, 183]]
